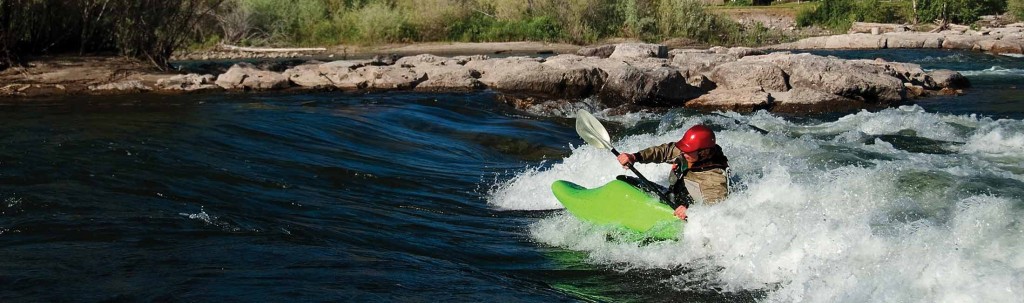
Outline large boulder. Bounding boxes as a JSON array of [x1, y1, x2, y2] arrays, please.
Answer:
[[609, 43, 669, 59], [347, 66, 426, 90], [942, 35, 988, 50], [670, 53, 739, 75], [854, 59, 935, 88], [884, 33, 945, 49], [975, 39, 1024, 54], [283, 63, 332, 88], [394, 54, 483, 91], [726, 47, 764, 58], [743, 53, 905, 103], [685, 86, 772, 112], [467, 56, 604, 98], [542, 54, 611, 70], [155, 74, 218, 91], [709, 61, 789, 92], [769, 87, 862, 113], [215, 62, 290, 90], [576, 44, 617, 58], [928, 69, 970, 89], [319, 60, 369, 86], [394, 54, 461, 67], [413, 66, 483, 91], [824, 34, 887, 49], [89, 80, 152, 92], [598, 65, 702, 107], [464, 56, 544, 87], [498, 66, 606, 99]]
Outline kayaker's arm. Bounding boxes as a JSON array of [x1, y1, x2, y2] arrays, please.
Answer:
[[632, 143, 680, 164]]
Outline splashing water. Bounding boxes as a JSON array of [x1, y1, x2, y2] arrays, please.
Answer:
[[489, 105, 1024, 302]]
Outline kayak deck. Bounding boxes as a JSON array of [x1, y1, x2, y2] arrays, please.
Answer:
[[551, 179, 682, 240]]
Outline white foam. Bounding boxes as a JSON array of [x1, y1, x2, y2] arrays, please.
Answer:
[[961, 119, 1024, 157], [490, 107, 1024, 302], [959, 66, 1024, 77]]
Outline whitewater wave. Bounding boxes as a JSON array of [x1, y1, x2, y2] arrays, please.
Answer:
[[959, 66, 1024, 77], [489, 105, 1024, 302]]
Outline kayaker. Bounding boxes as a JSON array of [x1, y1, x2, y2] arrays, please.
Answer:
[[616, 125, 729, 221]]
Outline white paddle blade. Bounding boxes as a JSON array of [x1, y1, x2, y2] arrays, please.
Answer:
[[575, 110, 613, 150]]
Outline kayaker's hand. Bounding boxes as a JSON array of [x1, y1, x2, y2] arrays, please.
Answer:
[[617, 153, 636, 169], [674, 205, 688, 221]]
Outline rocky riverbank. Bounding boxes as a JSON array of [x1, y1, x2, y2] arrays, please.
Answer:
[[1, 42, 971, 114], [770, 22, 1024, 55]]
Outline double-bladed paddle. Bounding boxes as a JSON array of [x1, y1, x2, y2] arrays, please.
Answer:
[[574, 110, 679, 209]]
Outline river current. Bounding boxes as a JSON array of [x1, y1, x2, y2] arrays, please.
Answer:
[[1, 50, 1021, 302]]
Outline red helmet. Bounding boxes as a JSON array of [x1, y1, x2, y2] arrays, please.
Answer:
[[676, 125, 715, 153]]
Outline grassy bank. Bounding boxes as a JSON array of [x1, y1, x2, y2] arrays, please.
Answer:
[[796, 0, 1013, 32], [212, 0, 793, 47], [2, 0, 802, 69]]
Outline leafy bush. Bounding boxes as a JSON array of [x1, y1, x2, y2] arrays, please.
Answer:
[[1012, 0, 1024, 20], [658, 0, 741, 44], [0, 0, 221, 69], [916, 0, 1006, 24], [797, 0, 914, 32], [347, 2, 416, 44], [851, 0, 912, 24], [795, 0, 856, 31]]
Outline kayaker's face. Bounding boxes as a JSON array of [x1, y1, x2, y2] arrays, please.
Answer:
[[682, 151, 698, 163]]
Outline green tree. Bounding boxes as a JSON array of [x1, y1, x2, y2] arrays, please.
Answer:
[[1009, 0, 1024, 20], [916, 0, 1006, 24]]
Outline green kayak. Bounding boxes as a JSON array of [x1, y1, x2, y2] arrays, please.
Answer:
[[551, 179, 683, 240]]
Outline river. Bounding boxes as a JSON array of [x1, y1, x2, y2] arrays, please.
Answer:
[[1, 50, 1021, 302]]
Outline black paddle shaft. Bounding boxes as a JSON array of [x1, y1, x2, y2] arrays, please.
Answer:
[[610, 148, 679, 209]]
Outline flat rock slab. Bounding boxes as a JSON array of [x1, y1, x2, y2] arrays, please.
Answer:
[[215, 62, 290, 90], [685, 87, 772, 112]]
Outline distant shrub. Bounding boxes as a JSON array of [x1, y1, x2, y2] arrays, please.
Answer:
[[852, 0, 912, 24], [347, 2, 415, 44], [916, 0, 1006, 24], [657, 0, 741, 44], [1012, 0, 1024, 21], [0, 0, 221, 69], [537, 0, 621, 44], [795, 0, 856, 31]]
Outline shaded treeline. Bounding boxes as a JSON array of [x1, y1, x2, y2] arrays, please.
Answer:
[[0, 0, 221, 70], [796, 0, 1018, 32], [0, 0, 789, 70], [209, 0, 762, 47]]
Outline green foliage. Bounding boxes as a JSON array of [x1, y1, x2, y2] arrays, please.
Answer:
[[619, 0, 659, 39], [348, 2, 416, 43], [447, 14, 563, 42], [797, 0, 1008, 30], [1012, 0, 1024, 20], [916, 0, 1006, 24], [851, 0, 912, 24], [0, 0, 221, 69], [657, 0, 741, 44], [795, 0, 856, 31], [0, 0, 801, 67]]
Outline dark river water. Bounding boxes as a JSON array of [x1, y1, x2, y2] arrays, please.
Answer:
[[1, 50, 1022, 302]]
